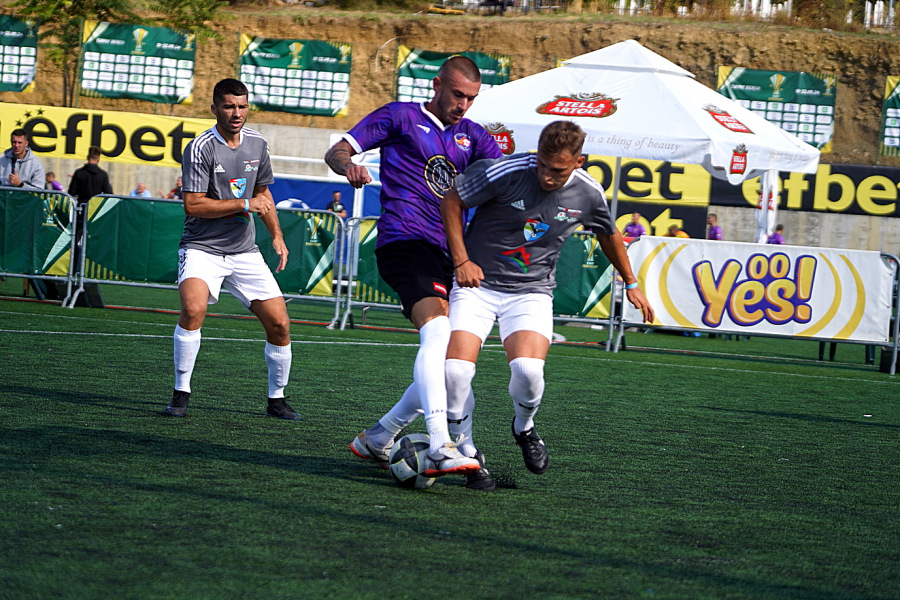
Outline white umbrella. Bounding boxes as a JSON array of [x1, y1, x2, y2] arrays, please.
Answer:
[[466, 39, 819, 230]]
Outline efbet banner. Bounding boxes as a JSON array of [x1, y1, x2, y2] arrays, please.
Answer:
[[0, 102, 213, 169], [238, 35, 352, 117], [80, 20, 196, 105], [717, 67, 836, 153], [395, 46, 511, 103], [553, 231, 614, 318], [0, 188, 73, 276], [880, 76, 900, 157], [0, 15, 38, 93], [624, 237, 894, 343]]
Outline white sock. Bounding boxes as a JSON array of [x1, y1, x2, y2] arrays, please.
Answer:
[[372, 383, 423, 447], [446, 358, 477, 458], [265, 342, 292, 399], [509, 357, 545, 434], [415, 316, 451, 452], [174, 325, 201, 393]]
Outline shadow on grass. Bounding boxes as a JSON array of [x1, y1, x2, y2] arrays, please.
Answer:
[[703, 406, 899, 429]]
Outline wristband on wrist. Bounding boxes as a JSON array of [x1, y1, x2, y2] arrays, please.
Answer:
[[454, 259, 470, 269], [624, 281, 639, 290], [243, 198, 250, 212]]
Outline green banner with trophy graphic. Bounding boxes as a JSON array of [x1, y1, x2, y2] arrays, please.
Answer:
[[238, 35, 352, 117], [0, 15, 38, 93], [552, 232, 614, 319], [80, 20, 196, 104], [256, 209, 338, 296], [717, 67, 837, 153], [395, 46, 511, 103], [0, 189, 73, 276], [880, 76, 900, 157]]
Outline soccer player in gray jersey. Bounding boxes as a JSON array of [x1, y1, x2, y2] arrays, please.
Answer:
[[439, 121, 655, 487], [163, 78, 300, 421]]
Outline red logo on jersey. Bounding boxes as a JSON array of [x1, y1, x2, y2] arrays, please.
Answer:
[[454, 133, 472, 151]]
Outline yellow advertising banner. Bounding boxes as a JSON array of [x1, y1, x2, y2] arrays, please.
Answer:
[[0, 102, 214, 168]]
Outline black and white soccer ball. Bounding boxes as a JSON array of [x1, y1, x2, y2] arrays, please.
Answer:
[[388, 433, 436, 489]]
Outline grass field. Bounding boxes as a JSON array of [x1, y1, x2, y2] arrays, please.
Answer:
[[1, 279, 898, 600]]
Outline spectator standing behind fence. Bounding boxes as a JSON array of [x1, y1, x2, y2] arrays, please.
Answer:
[[326, 190, 347, 218], [325, 56, 502, 482], [767, 224, 785, 244], [0, 128, 46, 189], [130, 182, 152, 197], [622, 212, 645, 238], [45, 172, 64, 192], [159, 176, 183, 200], [68, 146, 111, 205], [706, 213, 723, 240], [162, 78, 300, 422]]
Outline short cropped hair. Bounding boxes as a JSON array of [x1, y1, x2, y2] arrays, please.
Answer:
[[88, 145, 102, 161], [213, 78, 249, 105], [11, 128, 27, 139], [439, 56, 481, 84], [538, 121, 586, 158]]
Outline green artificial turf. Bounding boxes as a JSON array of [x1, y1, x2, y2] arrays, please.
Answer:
[[1, 281, 897, 599]]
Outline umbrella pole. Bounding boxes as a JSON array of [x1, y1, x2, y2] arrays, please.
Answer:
[[607, 156, 623, 353]]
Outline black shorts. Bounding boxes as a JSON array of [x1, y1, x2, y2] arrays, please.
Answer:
[[376, 239, 453, 320]]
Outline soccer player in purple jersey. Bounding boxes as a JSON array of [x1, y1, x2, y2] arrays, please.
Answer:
[[706, 213, 723, 240], [325, 56, 502, 479]]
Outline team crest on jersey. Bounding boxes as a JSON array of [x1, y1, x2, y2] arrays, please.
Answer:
[[424, 155, 458, 198], [554, 206, 582, 222], [243, 160, 260, 172], [454, 133, 472, 151], [524, 219, 549, 242], [230, 178, 247, 198], [499, 246, 532, 273]]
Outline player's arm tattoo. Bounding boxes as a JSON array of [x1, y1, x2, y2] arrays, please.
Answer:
[[324, 141, 355, 176]]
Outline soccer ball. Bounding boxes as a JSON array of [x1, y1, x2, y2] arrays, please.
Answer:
[[388, 433, 436, 489]]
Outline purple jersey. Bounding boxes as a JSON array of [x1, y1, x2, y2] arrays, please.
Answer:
[[623, 222, 645, 238], [767, 231, 785, 245], [707, 224, 722, 240], [344, 102, 501, 249]]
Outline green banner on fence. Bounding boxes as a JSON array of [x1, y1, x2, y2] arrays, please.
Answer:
[[80, 20, 196, 104], [395, 46, 511, 103], [237, 35, 352, 117], [552, 232, 613, 319], [880, 76, 900, 157], [717, 66, 836, 153], [0, 15, 38, 93], [83, 196, 184, 283], [0, 189, 72, 275], [255, 209, 338, 296], [353, 219, 400, 306]]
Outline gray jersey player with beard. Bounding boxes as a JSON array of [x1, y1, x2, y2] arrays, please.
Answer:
[[180, 126, 275, 255], [454, 152, 615, 295]]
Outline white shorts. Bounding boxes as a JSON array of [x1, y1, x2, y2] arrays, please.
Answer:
[[178, 248, 283, 308], [449, 284, 554, 344]]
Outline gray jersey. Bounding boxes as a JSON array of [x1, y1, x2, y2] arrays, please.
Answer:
[[179, 126, 275, 255], [455, 153, 614, 295]]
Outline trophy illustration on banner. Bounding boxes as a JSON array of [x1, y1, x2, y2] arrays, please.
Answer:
[[133, 27, 147, 54], [289, 42, 304, 67], [184, 32, 195, 51], [769, 73, 785, 99], [823, 75, 836, 96], [339, 43, 351, 64], [497, 56, 511, 78]]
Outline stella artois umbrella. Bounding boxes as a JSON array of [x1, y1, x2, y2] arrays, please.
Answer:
[[466, 39, 820, 238]]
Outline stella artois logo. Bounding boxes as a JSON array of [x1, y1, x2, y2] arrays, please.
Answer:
[[536, 93, 618, 118], [705, 104, 753, 134], [730, 144, 748, 174], [485, 122, 516, 155]]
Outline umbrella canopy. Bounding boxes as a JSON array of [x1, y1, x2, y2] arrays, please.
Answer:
[[466, 39, 820, 185]]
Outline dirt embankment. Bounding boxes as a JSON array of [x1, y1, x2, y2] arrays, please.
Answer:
[[5, 9, 900, 166]]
